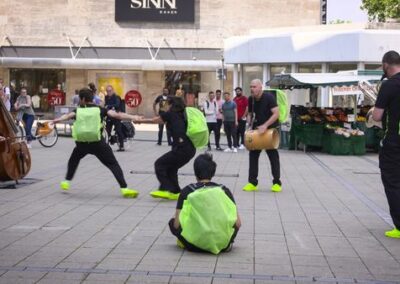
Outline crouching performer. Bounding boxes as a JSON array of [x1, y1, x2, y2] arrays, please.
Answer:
[[169, 153, 241, 254], [51, 87, 143, 198]]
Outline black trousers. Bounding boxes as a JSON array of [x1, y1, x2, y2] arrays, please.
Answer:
[[216, 119, 223, 146], [169, 218, 239, 253], [106, 118, 124, 148], [66, 140, 127, 188], [379, 139, 400, 229], [249, 149, 281, 186], [224, 121, 238, 149], [207, 122, 220, 148], [236, 119, 246, 146], [158, 123, 172, 145], [154, 144, 196, 193]]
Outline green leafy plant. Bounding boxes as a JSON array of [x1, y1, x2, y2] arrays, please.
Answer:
[[361, 0, 400, 22]]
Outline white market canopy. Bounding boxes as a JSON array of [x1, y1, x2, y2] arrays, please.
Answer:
[[224, 25, 400, 64], [266, 70, 383, 89]]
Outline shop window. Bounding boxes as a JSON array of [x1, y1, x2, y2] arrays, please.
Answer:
[[164, 71, 201, 96], [270, 64, 291, 77], [10, 69, 66, 113], [243, 65, 263, 91], [298, 64, 322, 73], [365, 64, 382, 70], [328, 63, 357, 73]]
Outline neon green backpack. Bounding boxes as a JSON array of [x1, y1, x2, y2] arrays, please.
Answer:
[[72, 107, 102, 142], [263, 89, 289, 123], [179, 186, 237, 254], [185, 107, 209, 148]]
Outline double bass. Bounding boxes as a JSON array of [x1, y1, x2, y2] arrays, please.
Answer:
[[0, 97, 31, 181]]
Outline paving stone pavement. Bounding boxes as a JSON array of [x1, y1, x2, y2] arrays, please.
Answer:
[[0, 127, 399, 284]]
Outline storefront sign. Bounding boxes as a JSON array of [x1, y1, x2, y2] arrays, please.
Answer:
[[331, 85, 362, 96], [115, 0, 195, 22], [125, 90, 142, 108], [47, 90, 65, 106]]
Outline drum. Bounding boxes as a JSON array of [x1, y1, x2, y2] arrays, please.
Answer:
[[365, 107, 382, 128], [244, 128, 280, 151]]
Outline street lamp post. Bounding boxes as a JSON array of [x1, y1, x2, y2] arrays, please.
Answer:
[[221, 55, 225, 93]]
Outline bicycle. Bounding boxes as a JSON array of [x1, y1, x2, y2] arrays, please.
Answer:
[[16, 114, 59, 148], [103, 120, 135, 151]]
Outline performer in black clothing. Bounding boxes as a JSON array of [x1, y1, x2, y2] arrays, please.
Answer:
[[144, 96, 196, 200], [372, 50, 400, 239], [104, 85, 125, 151], [243, 79, 282, 193], [153, 87, 172, 146], [51, 88, 142, 198]]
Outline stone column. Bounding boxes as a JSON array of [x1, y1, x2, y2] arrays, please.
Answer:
[[233, 64, 239, 93], [263, 63, 270, 86], [321, 63, 329, 107]]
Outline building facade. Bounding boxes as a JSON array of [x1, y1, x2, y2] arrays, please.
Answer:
[[224, 24, 400, 108], [0, 0, 321, 116]]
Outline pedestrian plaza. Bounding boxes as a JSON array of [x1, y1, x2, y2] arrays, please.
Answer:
[[0, 127, 399, 284]]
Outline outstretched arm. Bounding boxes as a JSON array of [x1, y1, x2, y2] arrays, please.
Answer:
[[52, 112, 76, 123], [140, 116, 164, 124], [107, 110, 143, 123]]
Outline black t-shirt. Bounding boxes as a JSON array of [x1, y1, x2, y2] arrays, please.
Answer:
[[248, 91, 278, 129], [160, 111, 191, 147], [155, 95, 170, 114], [176, 182, 236, 210], [375, 72, 400, 142]]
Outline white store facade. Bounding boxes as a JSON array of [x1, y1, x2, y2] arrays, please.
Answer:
[[224, 24, 400, 107]]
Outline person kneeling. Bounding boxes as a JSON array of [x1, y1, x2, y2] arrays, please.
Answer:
[[169, 153, 241, 254]]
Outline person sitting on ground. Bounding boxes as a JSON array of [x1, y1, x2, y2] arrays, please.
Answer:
[[51, 87, 143, 198], [169, 153, 241, 254]]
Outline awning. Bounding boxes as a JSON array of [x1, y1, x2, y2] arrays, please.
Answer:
[[266, 70, 383, 89], [0, 57, 222, 71]]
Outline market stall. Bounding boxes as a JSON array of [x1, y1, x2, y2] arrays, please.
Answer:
[[267, 70, 383, 154]]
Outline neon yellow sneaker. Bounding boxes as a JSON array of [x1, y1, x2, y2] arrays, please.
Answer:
[[120, 188, 139, 198], [150, 190, 171, 199], [60, 180, 70, 191], [385, 228, 400, 239], [167, 192, 180, 200], [176, 239, 185, 249], [243, 183, 258, 192], [271, 184, 282, 192]]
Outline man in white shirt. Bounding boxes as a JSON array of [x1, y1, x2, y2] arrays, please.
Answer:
[[203, 91, 222, 151], [0, 79, 11, 111]]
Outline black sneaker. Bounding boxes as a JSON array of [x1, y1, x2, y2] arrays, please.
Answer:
[[117, 148, 125, 152], [156, 142, 161, 146], [216, 147, 223, 151], [207, 146, 212, 151]]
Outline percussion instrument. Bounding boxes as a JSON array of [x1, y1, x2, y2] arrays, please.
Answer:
[[358, 79, 383, 128], [244, 128, 280, 151]]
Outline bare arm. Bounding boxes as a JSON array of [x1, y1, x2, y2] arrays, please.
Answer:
[[372, 107, 384, 122], [153, 101, 158, 116], [107, 110, 143, 123], [173, 209, 181, 229], [246, 112, 253, 128], [234, 108, 238, 126], [141, 116, 164, 124], [52, 112, 76, 123], [236, 212, 241, 229]]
